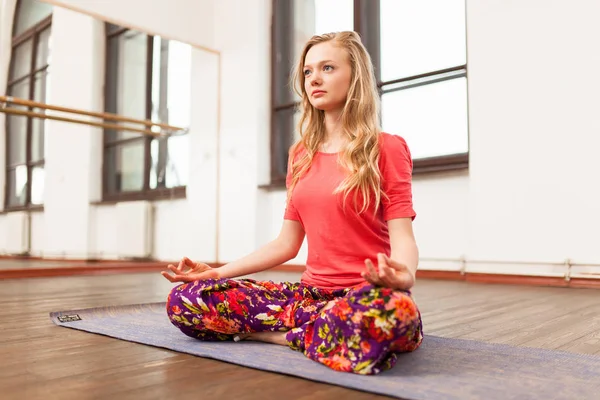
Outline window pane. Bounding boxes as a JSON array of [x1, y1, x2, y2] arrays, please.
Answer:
[[150, 37, 191, 130], [150, 135, 188, 189], [272, 107, 295, 180], [105, 31, 148, 142], [30, 165, 44, 205], [381, 77, 469, 159], [380, 0, 466, 81], [7, 77, 30, 100], [6, 79, 30, 166], [35, 27, 52, 68], [33, 69, 49, 103], [9, 39, 33, 81], [31, 69, 48, 162], [31, 119, 45, 163], [272, 0, 294, 107], [13, 0, 52, 37], [148, 36, 191, 189], [7, 114, 28, 166], [279, 0, 354, 104], [294, 0, 354, 42], [6, 166, 28, 207], [312, 0, 354, 35], [105, 141, 145, 193]]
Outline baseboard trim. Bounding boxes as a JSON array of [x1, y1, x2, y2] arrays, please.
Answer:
[[414, 270, 600, 290], [0, 258, 598, 290], [0, 262, 166, 279]]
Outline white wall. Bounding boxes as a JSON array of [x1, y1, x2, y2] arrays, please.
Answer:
[[0, 0, 598, 279], [41, 7, 104, 257], [41, 0, 215, 51], [212, 0, 271, 261], [465, 0, 600, 275], [412, 172, 470, 272]]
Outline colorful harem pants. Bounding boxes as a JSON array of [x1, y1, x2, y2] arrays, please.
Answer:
[[166, 278, 423, 375]]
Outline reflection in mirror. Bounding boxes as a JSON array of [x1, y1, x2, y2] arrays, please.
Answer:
[[103, 24, 192, 196]]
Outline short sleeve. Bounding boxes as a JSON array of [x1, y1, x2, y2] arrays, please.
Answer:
[[379, 133, 417, 221], [283, 147, 301, 221]]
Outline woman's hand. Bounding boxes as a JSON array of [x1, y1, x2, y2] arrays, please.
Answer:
[[362, 253, 415, 291], [161, 257, 220, 283]]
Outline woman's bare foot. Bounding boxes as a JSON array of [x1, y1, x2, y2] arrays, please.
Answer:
[[234, 331, 288, 346]]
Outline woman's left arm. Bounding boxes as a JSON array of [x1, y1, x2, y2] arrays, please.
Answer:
[[362, 133, 419, 290], [362, 217, 419, 291], [388, 217, 419, 279]]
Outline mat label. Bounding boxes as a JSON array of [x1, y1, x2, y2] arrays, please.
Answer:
[[57, 314, 82, 322]]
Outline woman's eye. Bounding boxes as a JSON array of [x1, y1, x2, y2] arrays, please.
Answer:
[[323, 65, 334, 71], [303, 69, 311, 76]]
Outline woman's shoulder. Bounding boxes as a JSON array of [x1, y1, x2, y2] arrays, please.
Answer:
[[378, 132, 411, 158], [288, 142, 307, 162]]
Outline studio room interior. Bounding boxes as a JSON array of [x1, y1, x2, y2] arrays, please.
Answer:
[[0, 1, 599, 399]]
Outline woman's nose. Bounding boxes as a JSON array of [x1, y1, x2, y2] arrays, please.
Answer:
[[310, 73, 322, 85]]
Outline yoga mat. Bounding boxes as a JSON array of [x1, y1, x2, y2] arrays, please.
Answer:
[[50, 302, 600, 400]]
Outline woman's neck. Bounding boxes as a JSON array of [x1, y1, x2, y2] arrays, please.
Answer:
[[321, 109, 345, 152]]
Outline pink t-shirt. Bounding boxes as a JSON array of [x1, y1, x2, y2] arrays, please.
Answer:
[[284, 132, 416, 290]]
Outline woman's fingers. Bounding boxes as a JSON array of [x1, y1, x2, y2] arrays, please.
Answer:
[[383, 254, 409, 273], [378, 264, 391, 286], [365, 258, 378, 279], [361, 271, 371, 283], [168, 264, 182, 275], [361, 270, 376, 285], [169, 261, 197, 275], [362, 254, 407, 289], [161, 271, 179, 283], [374, 253, 395, 288], [172, 257, 195, 274], [162, 265, 219, 283], [377, 253, 387, 271], [161, 271, 196, 283], [183, 257, 196, 270], [364, 259, 382, 285]]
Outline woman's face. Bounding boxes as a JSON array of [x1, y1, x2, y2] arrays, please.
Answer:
[[303, 41, 352, 112]]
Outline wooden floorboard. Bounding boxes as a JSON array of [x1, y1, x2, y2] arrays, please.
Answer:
[[1, 271, 599, 399]]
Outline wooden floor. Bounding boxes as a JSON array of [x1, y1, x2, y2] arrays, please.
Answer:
[[1, 271, 600, 400]]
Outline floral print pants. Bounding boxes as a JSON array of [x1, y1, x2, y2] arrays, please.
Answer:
[[166, 278, 423, 375]]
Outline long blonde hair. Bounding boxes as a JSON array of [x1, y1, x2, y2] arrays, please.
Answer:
[[287, 31, 384, 214]]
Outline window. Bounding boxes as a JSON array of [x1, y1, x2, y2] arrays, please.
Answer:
[[271, 0, 354, 185], [5, 0, 52, 209], [379, 0, 468, 170], [270, 0, 468, 185], [103, 24, 191, 201]]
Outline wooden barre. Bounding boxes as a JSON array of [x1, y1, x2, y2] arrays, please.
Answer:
[[0, 95, 187, 136], [0, 107, 171, 137]]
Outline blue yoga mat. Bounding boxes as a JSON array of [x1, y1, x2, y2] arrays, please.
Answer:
[[50, 302, 600, 400]]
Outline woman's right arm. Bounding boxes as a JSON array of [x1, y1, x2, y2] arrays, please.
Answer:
[[216, 219, 305, 279]]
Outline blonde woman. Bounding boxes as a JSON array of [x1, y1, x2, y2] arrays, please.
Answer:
[[162, 31, 422, 375]]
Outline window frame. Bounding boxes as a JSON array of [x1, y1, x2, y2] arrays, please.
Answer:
[[4, 8, 52, 211], [268, 0, 469, 188], [102, 25, 186, 203]]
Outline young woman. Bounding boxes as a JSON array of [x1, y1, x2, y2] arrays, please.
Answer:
[[162, 31, 423, 376]]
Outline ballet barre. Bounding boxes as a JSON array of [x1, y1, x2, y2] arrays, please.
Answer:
[[0, 95, 188, 138]]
